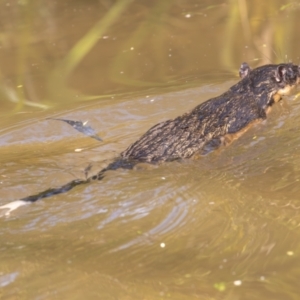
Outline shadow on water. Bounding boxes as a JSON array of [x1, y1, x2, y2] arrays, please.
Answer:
[[1, 0, 300, 299]]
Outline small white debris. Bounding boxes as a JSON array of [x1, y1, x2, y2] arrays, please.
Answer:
[[287, 251, 294, 256], [102, 36, 109, 39], [185, 13, 191, 18], [260, 276, 265, 281], [233, 280, 242, 286], [160, 243, 165, 248], [150, 99, 155, 102], [75, 148, 83, 152], [83, 120, 88, 125], [130, 47, 134, 50], [209, 202, 215, 205], [161, 177, 166, 180]]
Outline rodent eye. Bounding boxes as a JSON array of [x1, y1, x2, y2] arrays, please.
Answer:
[[275, 65, 296, 83], [287, 68, 296, 80]]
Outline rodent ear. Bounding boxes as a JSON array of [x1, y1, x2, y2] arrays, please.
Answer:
[[275, 65, 286, 82], [239, 62, 251, 78]]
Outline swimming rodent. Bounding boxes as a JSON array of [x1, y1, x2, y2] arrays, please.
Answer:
[[1, 62, 300, 215]]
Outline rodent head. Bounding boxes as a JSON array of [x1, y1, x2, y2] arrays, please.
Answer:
[[273, 64, 300, 96], [239, 62, 300, 104]]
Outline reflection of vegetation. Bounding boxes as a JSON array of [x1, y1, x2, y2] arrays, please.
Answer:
[[59, 0, 134, 78], [222, 0, 297, 68], [109, 1, 173, 87], [0, 0, 48, 110], [0, 0, 299, 112]]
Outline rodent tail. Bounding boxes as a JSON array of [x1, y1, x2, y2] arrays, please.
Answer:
[[0, 159, 135, 217]]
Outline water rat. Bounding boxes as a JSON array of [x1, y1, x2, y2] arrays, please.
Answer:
[[1, 62, 299, 215]]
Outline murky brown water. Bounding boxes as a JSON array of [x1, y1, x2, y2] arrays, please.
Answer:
[[1, 0, 300, 299]]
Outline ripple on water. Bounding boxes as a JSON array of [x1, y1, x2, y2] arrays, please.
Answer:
[[0, 272, 19, 288]]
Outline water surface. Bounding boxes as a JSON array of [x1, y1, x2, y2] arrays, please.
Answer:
[[1, 0, 300, 299]]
